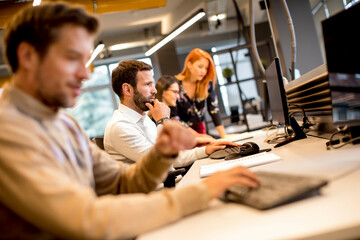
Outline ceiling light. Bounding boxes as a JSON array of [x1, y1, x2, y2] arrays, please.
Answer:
[[86, 42, 105, 68], [145, 9, 206, 56], [33, 0, 41, 6], [109, 41, 147, 51], [209, 13, 226, 21]]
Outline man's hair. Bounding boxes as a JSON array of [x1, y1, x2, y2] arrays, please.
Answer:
[[112, 60, 153, 100], [4, 2, 99, 73]]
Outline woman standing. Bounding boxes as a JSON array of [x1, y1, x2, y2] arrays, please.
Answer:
[[155, 75, 215, 143], [175, 48, 226, 138]]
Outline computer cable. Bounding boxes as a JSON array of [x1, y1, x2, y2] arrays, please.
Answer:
[[263, 125, 290, 144], [326, 126, 360, 150], [288, 103, 313, 130]]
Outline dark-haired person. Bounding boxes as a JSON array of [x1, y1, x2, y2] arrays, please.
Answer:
[[0, 2, 259, 239], [104, 60, 237, 168], [155, 75, 215, 144]]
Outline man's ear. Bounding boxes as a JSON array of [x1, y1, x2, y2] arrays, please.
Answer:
[[17, 42, 38, 71], [122, 83, 133, 97]]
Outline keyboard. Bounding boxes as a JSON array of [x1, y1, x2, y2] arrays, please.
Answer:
[[225, 171, 328, 210], [200, 152, 281, 177]]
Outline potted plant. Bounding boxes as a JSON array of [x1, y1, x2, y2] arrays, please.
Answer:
[[222, 67, 234, 83]]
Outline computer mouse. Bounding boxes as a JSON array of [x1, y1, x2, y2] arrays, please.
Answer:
[[240, 142, 260, 156], [224, 142, 260, 160]]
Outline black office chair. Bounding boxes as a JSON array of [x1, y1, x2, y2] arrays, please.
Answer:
[[92, 136, 105, 150], [91, 136, 185, 188]]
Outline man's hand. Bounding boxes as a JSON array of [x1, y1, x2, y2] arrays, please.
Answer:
[[205, 141, 240, 155], [146, 99, 170, 122], [203, 166, 260, 199], [196, 137, 215, 147], [155, 120, 196, 157]]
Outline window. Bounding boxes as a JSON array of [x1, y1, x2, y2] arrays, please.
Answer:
[[213, 48, 259, 115], [66, 58, 152, 138], [344, 0, 360, 9]]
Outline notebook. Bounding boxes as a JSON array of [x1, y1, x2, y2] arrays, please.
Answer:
[[200, 152, 281, 177], [224, 171, 328, 210]]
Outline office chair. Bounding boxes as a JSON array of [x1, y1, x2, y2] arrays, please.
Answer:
[[91, 136, 185, 188], [92, 136, 105, 150]]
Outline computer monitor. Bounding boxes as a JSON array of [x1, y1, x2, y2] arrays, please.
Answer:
[[322, 3, 360, 128], [329, 73, 360, 127], [265, 57, 306, 147], [322, 3, 360, 75], [265, 57, 289, 126]]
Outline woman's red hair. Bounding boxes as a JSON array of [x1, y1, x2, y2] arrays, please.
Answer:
[[176, 48, 216, 100]]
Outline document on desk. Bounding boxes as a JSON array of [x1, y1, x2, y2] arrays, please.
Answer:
[[200, 152, 281, 177]]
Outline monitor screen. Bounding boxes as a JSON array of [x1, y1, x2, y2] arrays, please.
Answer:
[[322, 3, 360, 74], [265, 57, 289, 126], [329, 73, 360, 126], [322, 3, 360, 127]]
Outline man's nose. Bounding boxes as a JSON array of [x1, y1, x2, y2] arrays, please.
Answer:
[[152, 85, 157, 94], [78, 63, 91, 81]]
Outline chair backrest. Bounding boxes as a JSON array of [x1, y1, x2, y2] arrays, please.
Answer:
[[91, 136, 184, 188], [92, 137, 104, 150]]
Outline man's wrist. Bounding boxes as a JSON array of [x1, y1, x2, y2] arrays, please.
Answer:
[[154, 145, 179, 158], [156, 117, 170, 126]]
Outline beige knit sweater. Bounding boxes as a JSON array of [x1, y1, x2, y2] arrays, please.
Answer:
[[0, 85, 210, 240]]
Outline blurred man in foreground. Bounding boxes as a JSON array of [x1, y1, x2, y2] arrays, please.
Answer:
[[0, 2, 259, 239]]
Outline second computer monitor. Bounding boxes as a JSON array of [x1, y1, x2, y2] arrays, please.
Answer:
[[265, 57, 290, 126]]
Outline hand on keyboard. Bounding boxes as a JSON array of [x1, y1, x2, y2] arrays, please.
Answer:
[[225, 171, 328, 210], [202, 166, 260, 199]]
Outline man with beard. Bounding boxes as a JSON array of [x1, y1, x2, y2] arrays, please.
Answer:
[[104, 60, 171, 162], [104, 60, 238, 167], [0, 4, 260, 239]]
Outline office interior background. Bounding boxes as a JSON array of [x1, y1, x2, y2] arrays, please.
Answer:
[[0, 0, 357, 138]]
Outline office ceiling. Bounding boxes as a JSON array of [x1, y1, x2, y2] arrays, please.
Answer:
[[0, 0, 167, 28], [0, 0, 269, 74], [94, 0, 270, 60]]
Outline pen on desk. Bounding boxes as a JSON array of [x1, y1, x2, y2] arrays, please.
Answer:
[[274, 136, 295, 148]]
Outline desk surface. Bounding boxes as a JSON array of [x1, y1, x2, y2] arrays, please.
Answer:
[[139, 130, 360, 240]]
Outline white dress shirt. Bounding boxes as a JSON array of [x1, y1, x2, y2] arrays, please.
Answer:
[[104, 103, 208, 167]]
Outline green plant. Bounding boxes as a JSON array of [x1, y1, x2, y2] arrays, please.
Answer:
[[222, 67, 233, 78]]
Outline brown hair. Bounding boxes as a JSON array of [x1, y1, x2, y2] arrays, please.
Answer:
[[111, 60, 153, 100], [155, 75, 179, 102], [176, 48, 216, 100], [4, 2, 99, 73]]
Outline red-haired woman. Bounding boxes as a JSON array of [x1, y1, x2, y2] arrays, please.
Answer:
[[174, 48, 226, 138]]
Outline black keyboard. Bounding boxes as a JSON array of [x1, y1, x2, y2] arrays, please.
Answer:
[[225, 171, 328, 210]]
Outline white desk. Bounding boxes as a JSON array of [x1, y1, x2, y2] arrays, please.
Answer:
[[139, 130, 360, 240]]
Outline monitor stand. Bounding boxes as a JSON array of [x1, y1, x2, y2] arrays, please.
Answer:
[[274, 116, 307, 148]]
